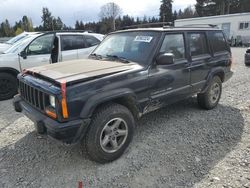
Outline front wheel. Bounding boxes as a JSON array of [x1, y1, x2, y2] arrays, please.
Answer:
[[197, 76, 222, 110], [84, 103, 135, 163], [0, 73, 17, 101]]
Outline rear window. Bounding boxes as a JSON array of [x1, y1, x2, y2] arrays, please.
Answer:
[[61, 35, 86, 51], [188, 32, 209, 57], [210, 31, 227, 53]]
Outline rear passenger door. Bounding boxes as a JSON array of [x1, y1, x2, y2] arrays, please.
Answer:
[[60, 35, 84, 61], [149, 33, 191, 105], [188, 32, 211, 92]]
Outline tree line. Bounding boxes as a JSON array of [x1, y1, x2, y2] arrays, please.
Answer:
[[0, 0, 250, 37]]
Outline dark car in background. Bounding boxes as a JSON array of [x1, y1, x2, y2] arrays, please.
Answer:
[[245, 48, 250, 65]]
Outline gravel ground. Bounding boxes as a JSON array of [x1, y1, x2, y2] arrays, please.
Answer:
[[0, 47, 249, 188]]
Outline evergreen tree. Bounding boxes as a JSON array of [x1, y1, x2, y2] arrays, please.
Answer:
[[41, 7, 53, 30], [159, 0, 173, 22]]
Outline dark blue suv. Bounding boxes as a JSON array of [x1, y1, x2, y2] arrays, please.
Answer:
[[14, 27, 233, 163]]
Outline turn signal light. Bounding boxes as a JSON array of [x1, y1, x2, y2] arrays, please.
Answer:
[[45, 109, 57, 119]]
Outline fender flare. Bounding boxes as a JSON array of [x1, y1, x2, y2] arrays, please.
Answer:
[[79, 88, 138, 118], [201, 67, 225, 93]]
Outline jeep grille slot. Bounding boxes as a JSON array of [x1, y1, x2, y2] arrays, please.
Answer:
[[19, 81, 48, 111]]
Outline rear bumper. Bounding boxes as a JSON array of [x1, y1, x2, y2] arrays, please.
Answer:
[[13, 95, 91, 144]]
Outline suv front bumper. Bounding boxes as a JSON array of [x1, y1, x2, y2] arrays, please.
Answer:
[[13, 95, 90, 144]]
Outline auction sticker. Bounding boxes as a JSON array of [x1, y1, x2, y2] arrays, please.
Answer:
[[134, 36, 153, 43]]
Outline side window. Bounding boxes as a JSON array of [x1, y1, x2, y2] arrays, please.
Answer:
[[188, 33, 209, 57], [85, 35, 100, 47], [61, 35, 85, 51], [27, 34, 54, 55], [210, 31, 227, 53], [160, 33, 185, 60]]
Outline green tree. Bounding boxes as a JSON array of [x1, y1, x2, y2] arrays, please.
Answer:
[[15, 27, 23, 35], [75, 20, 80, 29], [41, 7, 53, 30], [0, 19, 13, 37], [159, 0, 173, 22]]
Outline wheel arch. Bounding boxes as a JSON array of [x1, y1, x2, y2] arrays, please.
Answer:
[[80, 89, 141, 119], [201, 68, 225, 93]]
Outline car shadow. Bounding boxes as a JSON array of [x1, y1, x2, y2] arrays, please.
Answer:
[[0, 98, 245, 188]]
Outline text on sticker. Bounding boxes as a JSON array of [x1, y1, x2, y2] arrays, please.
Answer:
[[134, 36, 153, 43]]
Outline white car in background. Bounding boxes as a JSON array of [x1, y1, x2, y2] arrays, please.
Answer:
[[0, 32, 41, 53], [0, 31, 104, 100]]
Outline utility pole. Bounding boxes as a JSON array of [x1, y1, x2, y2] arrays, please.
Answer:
[[112, 2, 115, 31]]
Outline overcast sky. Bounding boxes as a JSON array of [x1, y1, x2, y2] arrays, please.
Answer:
[[0, 0, 196, 27]]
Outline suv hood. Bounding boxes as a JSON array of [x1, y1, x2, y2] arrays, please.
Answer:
[[26, 58, 142, 84]]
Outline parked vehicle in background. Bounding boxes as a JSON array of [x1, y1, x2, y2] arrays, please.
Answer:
[[0, 31, 104, 100], [0, 32, 41, 53], [245, 48, 250, 66], [13, 26, 233, 163]]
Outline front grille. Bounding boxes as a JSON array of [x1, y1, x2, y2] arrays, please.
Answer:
[[19, 81, 49, 111]]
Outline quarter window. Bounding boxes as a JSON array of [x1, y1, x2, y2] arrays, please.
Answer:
[[85, 35, 100, 47], [188, 33, 209, 57], [210, 31, 227, 53], [160, 33, 185, 60], [61, 35, 86, 51]]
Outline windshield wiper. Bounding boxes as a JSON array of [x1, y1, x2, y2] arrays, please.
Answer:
[[106, 54, 130, 63], [89, 53, 103, 60]]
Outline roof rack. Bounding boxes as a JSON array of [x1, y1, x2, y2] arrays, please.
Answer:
[[42, 30, 94, 34], [173, 24, 219, 28], [122, 22, 173, 29]]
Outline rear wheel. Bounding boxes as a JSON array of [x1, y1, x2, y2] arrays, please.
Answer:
[[84, 103, 135, 163], [197, 76, 222, 110], [0, 73, 17, 100]]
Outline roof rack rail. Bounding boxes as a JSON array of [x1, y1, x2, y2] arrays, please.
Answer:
[[42, 30, 94, 34], [176, 24, 219, 28], [122, 22, 173, 29]]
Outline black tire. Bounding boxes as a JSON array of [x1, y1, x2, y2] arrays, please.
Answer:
[[84, 103, 135, 163], [197, 76, 222, 110], [0, 73, 18, 101]]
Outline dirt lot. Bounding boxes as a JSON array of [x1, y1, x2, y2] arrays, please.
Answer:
[[0, 48, 249, 188]]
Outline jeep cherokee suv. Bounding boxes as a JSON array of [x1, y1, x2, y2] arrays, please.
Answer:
[[13, 27, 233, 163]]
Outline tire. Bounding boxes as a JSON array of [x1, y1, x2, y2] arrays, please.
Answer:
[[84, 103, 135, 163], [197, 76, 222, 110], [0, 73, 18, 101]]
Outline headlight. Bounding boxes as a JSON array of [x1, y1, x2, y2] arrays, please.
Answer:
[[49, 95, 56, 108]]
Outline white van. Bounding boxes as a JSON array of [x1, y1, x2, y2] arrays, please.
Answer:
[[0, 31, 104, 100]]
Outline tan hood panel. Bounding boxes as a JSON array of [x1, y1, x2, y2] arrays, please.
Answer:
[[28, 59, 133, 83]]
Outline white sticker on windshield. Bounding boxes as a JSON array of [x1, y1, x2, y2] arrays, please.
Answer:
[[134, 36, 153, 43]]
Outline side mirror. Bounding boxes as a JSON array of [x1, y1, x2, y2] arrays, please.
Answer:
[[19, 50, 27, 59], [156, 53, 174, 65]]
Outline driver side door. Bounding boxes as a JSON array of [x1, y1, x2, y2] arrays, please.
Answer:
[[19, 34, 54, 70], [148, 33, 191, 108]]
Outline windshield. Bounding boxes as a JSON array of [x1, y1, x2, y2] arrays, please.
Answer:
[[92, 31, 160, 64], [4, 35, 36, 54], [5, 33, 28, 44]]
